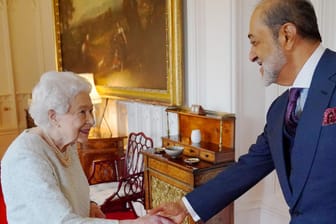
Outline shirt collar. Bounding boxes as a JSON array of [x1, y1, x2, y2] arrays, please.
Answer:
[[292, 44, 326, 89]]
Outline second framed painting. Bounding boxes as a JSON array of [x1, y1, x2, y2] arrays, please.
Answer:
[[54, 0, 184, 106]]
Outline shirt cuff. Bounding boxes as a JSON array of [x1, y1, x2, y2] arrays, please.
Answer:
[[182, 196, 201, 222]]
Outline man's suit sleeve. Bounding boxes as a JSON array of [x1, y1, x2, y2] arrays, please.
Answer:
[[185, 128, 275, 222]]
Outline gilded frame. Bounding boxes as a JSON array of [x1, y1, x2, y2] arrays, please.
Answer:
[[53, 0, 184, 106]]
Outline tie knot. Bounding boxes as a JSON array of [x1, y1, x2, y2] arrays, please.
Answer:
[[288, 88, 303, 103], [285, 87, 303, 136]]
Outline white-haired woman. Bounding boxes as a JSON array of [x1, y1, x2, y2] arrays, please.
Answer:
[[1, 71, 173, 224]]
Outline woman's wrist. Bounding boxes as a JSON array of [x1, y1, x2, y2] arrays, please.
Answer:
[[90, 200, 98, 205]]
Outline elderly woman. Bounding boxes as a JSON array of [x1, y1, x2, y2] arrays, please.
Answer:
[[1, 71, 173, 224]]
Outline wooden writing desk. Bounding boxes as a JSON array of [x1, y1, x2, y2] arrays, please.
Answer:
[[144, 107, 235, 223], [143, 150, 234, 224]]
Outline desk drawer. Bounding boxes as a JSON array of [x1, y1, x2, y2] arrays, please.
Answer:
[[199, 150, 215, 163], [183, 145, 199, 157], [148, 158, 194, 185], [162, 138, 199, 157], [162, 136, 234, 164]]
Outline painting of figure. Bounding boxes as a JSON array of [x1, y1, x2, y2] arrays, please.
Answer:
[[57, 0, 167, 89], [55, 0, 183, 105]]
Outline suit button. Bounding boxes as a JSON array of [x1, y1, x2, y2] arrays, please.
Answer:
[[292, 211, 302, 217]]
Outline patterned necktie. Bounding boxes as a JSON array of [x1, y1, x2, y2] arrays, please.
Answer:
[[285, 88, 303, 136]]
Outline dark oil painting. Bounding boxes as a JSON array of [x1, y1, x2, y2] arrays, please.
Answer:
[[57, 0, 167, 90]]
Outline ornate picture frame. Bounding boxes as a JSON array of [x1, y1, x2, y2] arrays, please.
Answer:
[[53, 0, 184, 106]]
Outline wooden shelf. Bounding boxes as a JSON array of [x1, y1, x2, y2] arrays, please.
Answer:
[[165, 107, 235, 163]]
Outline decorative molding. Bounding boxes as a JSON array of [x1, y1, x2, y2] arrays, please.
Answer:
[[150, 105, 167, 146], [32, 0, 45, 74], [39, 0, 57, 70], [0, 95, 16, 130], [32, 0, 38, 8], [16, 93, 32, 129], [7, 0, 38, 10], [186, 0, 206, 106], [230, 0, 237, 113], [119, 102, 169, 147], [116, 101, 128, 136], [260, 202, 290, 223], [6, 0, 20, 10], [0, 0, 14, 96], [167, 111, 178, 136], [235, 198, 262, 223], [317, 1, 336, 50]]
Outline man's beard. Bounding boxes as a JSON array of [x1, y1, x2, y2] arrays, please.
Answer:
[[262, 44, 286, 86]]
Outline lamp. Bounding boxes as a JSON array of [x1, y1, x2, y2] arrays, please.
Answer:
[[78, 73, 102, 104], [79, 73, 102, 137]]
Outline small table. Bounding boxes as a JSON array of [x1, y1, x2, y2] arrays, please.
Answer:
[[77, 136, 126, 180]]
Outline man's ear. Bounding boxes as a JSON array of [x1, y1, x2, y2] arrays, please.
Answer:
[[279, 22, 297, 50]]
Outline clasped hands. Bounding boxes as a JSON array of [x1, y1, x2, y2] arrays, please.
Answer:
[[148, 200, 189, 224], [90, 200, 189, 224]]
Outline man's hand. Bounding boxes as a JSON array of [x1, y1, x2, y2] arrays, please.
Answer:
[[89, 201, 106, 218], [148, 200, 189, 224]]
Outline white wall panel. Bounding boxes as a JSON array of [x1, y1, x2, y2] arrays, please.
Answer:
[[0, 0, 13, 95], [186, 0, 234, 112], [120, 102, 168, 147], [203, 0, 234, 112], [7, 0, 43, 93], [313, 0, 336, 51], [184, 0, 206, 107]]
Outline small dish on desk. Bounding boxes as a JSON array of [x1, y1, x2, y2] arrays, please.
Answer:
[[184, 157, 200, 164], [164, 146, 184, 158], [154, 147, 165, 154]]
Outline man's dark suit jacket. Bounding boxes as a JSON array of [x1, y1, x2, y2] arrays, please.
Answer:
[[186, 49, 336, 224]]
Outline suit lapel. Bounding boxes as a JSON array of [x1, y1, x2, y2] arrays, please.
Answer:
[[268, 91, 293, 201], [289, 49, 336, 206]]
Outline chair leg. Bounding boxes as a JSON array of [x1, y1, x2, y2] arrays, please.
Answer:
[[127, 201, 138, 217]]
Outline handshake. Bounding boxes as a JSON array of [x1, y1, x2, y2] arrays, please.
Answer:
[[129, 200, 189, 224]]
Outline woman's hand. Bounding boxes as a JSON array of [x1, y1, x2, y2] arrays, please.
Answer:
[[89, 201, 106, 218], [120, 214, 175, 224]]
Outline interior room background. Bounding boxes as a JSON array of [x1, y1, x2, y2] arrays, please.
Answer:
[[1, 0, 336, 223]]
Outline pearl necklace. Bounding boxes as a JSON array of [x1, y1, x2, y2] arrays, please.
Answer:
[[43, 132, 71, 167]]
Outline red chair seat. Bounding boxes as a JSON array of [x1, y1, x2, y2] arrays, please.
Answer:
[[0, 165, 7, 224], [0, 190, 6, 224], [105, 211, 137, 220]]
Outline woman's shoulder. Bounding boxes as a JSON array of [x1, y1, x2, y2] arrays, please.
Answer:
[[10, 128, 44, 149], [2, 129, 47, 165]]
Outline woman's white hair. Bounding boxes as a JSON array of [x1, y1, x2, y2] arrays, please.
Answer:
[[29, 71, 92, 129]]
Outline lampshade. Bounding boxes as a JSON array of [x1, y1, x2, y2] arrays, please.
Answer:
[[78, 73, 102, 104]]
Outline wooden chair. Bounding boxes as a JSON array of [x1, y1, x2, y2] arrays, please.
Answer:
[[88, 132, 153, 218]]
